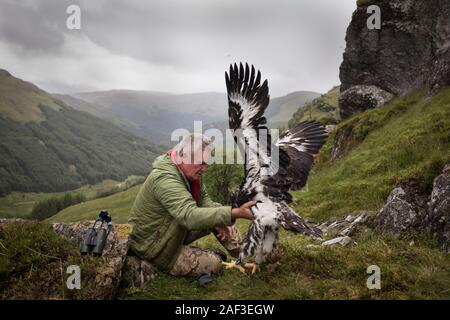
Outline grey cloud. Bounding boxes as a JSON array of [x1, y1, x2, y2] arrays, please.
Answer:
[[0, 0, 357, 95]]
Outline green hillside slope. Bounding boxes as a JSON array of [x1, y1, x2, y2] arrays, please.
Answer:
[[0, 70, 165, 197], [289, 86, 340, 127], [46, 184, 141, 224], [294, 88, 450, 222]]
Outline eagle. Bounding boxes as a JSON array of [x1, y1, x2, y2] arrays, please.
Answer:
[[222, 63, 328, 273]]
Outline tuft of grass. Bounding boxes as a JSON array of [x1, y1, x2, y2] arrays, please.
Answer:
[[0, 221, 104, 299], [294, 89, 450, 222]]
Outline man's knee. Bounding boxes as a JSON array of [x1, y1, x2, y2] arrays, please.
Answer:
[[169, 246, 223, 277]]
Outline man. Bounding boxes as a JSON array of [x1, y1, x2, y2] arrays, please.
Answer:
[[128, 133, 255, 278]]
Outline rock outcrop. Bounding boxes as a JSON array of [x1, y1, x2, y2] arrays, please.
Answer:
[[374, 183, 428, 237], [339, 0, 450, 119], [374, 165, 450, 251], [338, 85, 394, 119], [52, 221, 157, 298], [426, 165, 450, 251]]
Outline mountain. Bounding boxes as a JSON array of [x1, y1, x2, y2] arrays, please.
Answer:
[[69, 90, 227, 145], [52, 94, 140, 132], [0, 70, 165, 197], [56, 90, 320, 144]]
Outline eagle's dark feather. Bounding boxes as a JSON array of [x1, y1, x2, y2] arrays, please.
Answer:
[[225, 62, 327, 265]]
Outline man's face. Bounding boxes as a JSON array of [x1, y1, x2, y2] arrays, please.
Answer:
[[178, 149, 210, 181]]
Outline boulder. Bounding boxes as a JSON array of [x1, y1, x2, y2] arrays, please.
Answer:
[[339, 85, 394, 119], [339, 0, 450, 117], [374, 183, 428, 237], [426, 165, 450, 251]]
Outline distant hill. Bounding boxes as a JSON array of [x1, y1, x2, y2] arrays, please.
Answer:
[[58, 90, 320, 144], [266, 91, 321, 127], [70, 90, 227, 144], [0, 70, 165, 197]]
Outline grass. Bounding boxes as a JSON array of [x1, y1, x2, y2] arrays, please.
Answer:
[[46, 184, 141, 224], [0, 69, 61, 123], [0, 221, 104, 299], [0, 176, 144, 220]]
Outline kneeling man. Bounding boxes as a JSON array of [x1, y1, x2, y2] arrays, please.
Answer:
[[128, 133, 254, 277]]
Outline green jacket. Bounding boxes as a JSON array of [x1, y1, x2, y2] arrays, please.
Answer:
[[128, 154, 233, 271]]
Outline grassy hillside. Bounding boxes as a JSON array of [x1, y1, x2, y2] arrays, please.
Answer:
[[53, 94, 141, 133], [289, 86, 340, 127], [295, 88, 450, 222], [0, 70, 165, 197], [0, 176, 144, 219], [46, 184, 141, 224], [125, 87, 450, 300], [0, 69, 60, 123]]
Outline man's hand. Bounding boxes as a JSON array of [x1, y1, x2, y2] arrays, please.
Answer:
[[231, 200, 257, 221], [215, 226, 232, 240]]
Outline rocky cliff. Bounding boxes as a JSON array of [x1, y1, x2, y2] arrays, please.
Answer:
[[339, 0, 450, 119]]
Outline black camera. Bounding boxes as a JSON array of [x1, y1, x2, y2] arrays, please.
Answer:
[[80, 210, 113, 256]]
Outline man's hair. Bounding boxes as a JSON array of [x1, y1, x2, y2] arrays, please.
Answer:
[[173, 133, 214, 164]]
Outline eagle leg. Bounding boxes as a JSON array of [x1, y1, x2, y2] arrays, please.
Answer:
[[222, 261, 259, 274], [222, 260, 246, 273], [243, 262, 259, 274]]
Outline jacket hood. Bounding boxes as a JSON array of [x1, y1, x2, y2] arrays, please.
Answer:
[[152, 154, 191, 187], [152, 154, 176, 171]]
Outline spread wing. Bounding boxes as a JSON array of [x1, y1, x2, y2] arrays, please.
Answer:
[[225, 62, 326, 241], [225, 62, 327, 205], [225, 62, 271, 194]]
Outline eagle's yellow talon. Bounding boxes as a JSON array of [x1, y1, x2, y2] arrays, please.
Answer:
[[222, 260, 246, 273], [243, 263, 259, 274]]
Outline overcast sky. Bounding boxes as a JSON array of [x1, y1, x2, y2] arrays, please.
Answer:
[[0, 0, 356, 97]]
